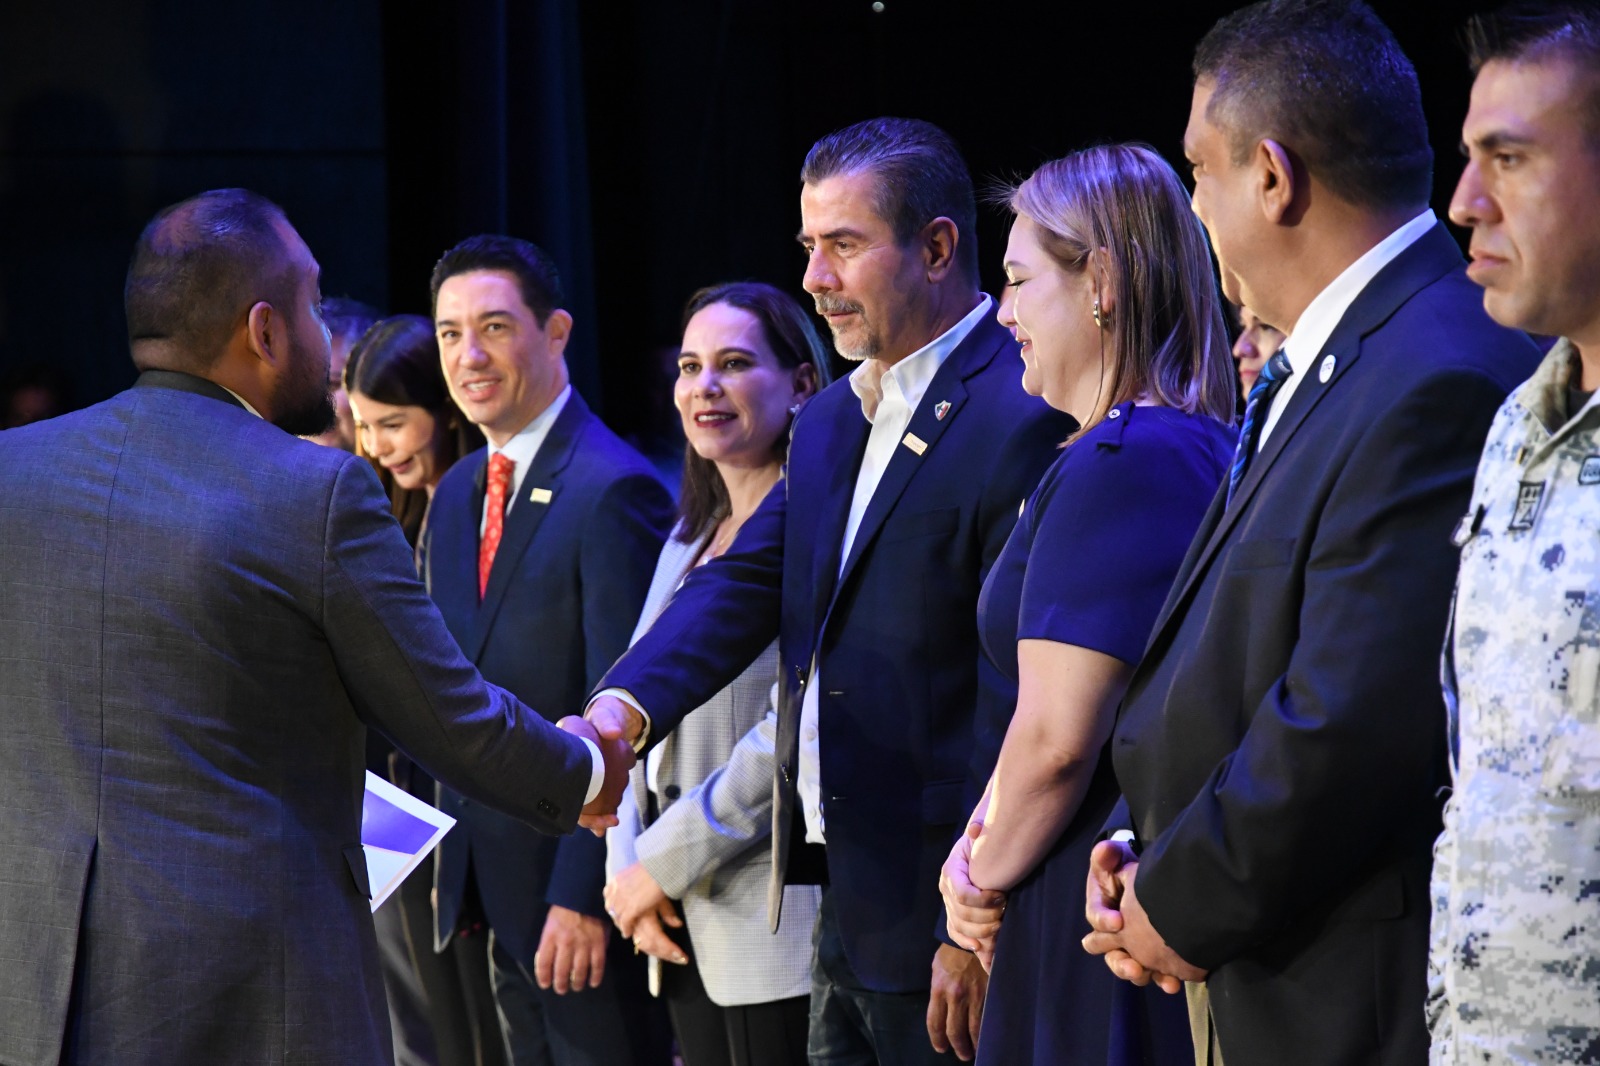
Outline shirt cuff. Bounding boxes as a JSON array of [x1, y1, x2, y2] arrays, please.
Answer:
[[589, 687, 652, 753], [579, 737, 605, 806]]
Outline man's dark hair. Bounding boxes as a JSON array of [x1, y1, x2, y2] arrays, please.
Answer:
[[1467, 2, 1600, 70], [1467, 3, 1600, 142], [321, 296, 382, 348], [800, 117, 980, 281], [1194, 0, 1434, 211], [429, 235, 564, 325], [124, 188, 295, 368]]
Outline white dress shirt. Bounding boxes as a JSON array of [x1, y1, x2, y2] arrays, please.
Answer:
[[473, 383, 602, 802], [479, 384, 572, 534], [1258, 210, 1436, 449], [797, 294, 992, 844]]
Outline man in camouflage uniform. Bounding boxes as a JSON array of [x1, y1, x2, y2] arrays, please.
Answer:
[[1430, 6, 1600, 1061]]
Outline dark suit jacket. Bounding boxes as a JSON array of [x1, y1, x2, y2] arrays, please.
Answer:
[[599, 311, 1073, 992], [1112, 225, 1541, 1065], [0, 372, 595, 1066], [428, 391, 671, 968]]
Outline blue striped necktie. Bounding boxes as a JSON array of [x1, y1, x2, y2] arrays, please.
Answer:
[[1228, 350, 1294, 503]]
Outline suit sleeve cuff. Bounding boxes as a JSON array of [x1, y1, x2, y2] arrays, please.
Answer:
[[579, 737, 604, 805], [590, 687, 652, 752]]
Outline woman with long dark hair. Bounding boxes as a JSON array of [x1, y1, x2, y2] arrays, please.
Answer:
[[604, 281, 830, 1066], [345, 314, 483, 550]]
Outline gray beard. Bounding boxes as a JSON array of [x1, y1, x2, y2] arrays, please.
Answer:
[[829, 324, 879, 363]]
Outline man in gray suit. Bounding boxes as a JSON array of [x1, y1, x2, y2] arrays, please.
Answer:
[[0, 188, 630, 1066]]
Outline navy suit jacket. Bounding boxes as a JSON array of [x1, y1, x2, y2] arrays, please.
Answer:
[[429, 391, 672, 968], [1112, 225, 1541, 1065], [598, 309, 1073, 991]]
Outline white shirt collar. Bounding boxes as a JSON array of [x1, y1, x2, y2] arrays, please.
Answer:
[[489, 384, 573, 468], [485, 384, 573, 514], [219, 385, 264, 419], [1279, 209, 1436, 377], [848, 294, 991, 422]]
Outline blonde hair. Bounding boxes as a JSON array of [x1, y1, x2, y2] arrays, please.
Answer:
[[1008, 144, 1236, 439]]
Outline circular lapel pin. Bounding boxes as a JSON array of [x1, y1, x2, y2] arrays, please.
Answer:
[[1318, 354, 1337, 383]]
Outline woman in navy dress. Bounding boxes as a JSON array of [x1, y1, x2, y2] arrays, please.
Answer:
[[939, 144, 1238, 1065]]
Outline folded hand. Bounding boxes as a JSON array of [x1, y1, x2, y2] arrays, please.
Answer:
[[604, 861, 668, 938], [939, 821, 1006, 971], [1081, 845, 1203, 994], [629, 906, 687, 965]]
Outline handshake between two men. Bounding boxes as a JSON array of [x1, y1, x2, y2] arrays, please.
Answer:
[[557, 694, 649, 835], [575, 691, 1212, 992]]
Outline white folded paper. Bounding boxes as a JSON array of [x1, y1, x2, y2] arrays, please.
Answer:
[[362, 770, 456, 912]]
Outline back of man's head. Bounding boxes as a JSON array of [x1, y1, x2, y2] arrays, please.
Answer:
[[800, 117, 980, 282], [1195, 0, 1434, 213], [1467, 2, 1600, 139], [125, 189, 294, 371], [321, 296, 382, 352], [429, 234, 565, 325]]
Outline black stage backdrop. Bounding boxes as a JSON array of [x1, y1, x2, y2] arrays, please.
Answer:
[[0, 0, 1497, 449]]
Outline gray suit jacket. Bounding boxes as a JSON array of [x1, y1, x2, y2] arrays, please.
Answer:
[[606, 524, 818, 1007], [0, 372, 594, 1066]]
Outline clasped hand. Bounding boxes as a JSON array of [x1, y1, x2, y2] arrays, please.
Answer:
[[602, 861, 687, 966], [939, 821, 1007, 973], [1080, 840, 1206, 994], [555, 714, 635, 836]]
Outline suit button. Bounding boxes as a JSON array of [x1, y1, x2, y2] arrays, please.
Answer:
[[663, 784, 681, 801], [537, 799, 558, 817]]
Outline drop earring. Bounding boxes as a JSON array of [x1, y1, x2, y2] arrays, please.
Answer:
[[1092, 297, 1107, 330]]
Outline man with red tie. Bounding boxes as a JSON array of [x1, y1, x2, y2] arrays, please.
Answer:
[[425, 235, 674, 1066]]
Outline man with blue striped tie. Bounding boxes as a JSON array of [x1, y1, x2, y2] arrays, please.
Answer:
[[1081, 2, 1541, 1064]]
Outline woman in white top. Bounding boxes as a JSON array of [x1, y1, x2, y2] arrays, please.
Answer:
[[604, 281, 830, 1066]]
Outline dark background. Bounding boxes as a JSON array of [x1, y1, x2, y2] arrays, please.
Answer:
[[0, 0, 1497, 441]]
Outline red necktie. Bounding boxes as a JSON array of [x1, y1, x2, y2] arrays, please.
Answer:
[[479, 453, 515, 599]]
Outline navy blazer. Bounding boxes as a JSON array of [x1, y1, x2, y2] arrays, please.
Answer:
[[1112, 225, 1541, 1065], [599, 309, 1073, 992], [428, 391, 672, 968]]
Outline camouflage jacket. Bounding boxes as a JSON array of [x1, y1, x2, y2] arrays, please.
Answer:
[[1429, 338, 1600, 1064]]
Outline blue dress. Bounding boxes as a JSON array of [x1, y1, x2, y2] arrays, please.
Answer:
[[972, 402, 1234, 1066]]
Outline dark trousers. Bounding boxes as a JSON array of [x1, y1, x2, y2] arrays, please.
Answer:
[[441, 923, 509, 1066], [807, 890, 953, 1066], [391, 755, 503, 1066], [488, 923, 671, 1066], [377, 875, 439, 1066], [658, 904, 808, 1066]]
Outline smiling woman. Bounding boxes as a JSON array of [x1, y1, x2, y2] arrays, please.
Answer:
[[604, 280, 831, 1066], [344, 314, 484, 549], [942, 144, 1236, 1066], [671, 282, 832, 549]]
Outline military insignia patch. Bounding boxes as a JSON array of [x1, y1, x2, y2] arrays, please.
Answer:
[[1509, 480, 1546, 531], [1579, 456, 1600, 485]]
